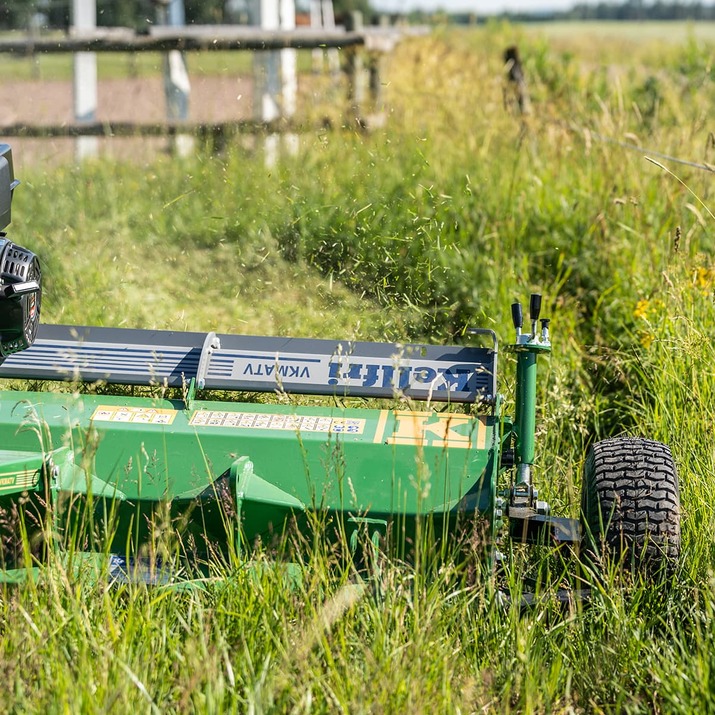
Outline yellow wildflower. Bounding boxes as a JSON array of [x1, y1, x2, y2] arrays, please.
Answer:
[[639, 331, 655, 349], [634, 299, 650, 320], [695, 267, 715, 292]]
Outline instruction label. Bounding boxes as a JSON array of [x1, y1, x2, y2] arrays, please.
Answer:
[[189, 411, 366, 435], [91, 406, 178, 425]]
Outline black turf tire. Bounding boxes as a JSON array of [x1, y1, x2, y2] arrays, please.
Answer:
[[581, 437, 681, 568]]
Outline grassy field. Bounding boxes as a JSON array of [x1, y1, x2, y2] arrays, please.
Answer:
[[0, 45, 304, 81], [523, 19, 715, 42], [1, 21, 715, 712]]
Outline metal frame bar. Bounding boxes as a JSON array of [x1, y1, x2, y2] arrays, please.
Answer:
[[0, 324, 497, 403]]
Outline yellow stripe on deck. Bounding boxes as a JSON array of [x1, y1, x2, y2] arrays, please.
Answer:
[[0, 469, 39, 492]]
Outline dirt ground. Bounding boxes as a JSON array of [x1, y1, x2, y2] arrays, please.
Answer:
[[0, 75, 259, 167], [1, 76, 255, 125], [0, 69, 350, 168]]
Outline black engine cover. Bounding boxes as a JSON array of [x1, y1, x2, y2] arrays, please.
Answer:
[[0, 239, 41, 357]]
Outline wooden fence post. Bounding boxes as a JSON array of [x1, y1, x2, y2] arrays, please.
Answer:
[[72, 0, 98, 159], [345, 11, 367, 127], [368, 53, 382, 106]]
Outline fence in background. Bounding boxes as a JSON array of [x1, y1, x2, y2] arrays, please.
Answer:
[[0, 18, 407, 160]]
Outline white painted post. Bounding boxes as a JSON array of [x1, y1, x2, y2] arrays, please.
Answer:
[[160, 0, 193, 156], [250, 0, 281, 121], [310, 0, 322, 73], [321, 0, 341, 76], [280, 0, 297, 118], [280, 0, 299, 157], [310, 0, 339, 77], [72, 0, 98, 159], [249, 0, 298, 156]]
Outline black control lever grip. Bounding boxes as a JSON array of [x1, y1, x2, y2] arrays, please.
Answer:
[[511, 302, 523, 329], [529, 293, 542, 321]]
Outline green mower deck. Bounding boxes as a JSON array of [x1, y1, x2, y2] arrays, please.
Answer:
[[0, 324, 504, 580]]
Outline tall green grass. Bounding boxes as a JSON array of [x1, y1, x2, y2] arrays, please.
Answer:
[[2, 21, 715, 712]]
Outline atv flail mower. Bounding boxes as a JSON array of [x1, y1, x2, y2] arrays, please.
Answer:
[[0, 145, 681, 584]]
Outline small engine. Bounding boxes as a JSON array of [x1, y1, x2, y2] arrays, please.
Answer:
[[0, 145, 41, 359]]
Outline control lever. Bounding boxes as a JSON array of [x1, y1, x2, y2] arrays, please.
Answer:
[[529, 294, 542, 338], [511, 302, 523, 340], [540, 318, 551, 343]]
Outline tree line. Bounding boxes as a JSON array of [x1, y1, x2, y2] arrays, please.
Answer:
[[0, 1, 232, 30], [534, 0, 714, 21], [2, 0, 711, 31], [0, 0, 371, 31], [415, 1, 715, 25]]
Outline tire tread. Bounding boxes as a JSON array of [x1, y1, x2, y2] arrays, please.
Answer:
[[581, 437, 680, 564]]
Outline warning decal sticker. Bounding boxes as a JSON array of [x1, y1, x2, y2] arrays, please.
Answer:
[[373, 410, 486, 450], [189, 411, 366, 435], [0, 469, 39, 493], [91, 406, 178, 425]]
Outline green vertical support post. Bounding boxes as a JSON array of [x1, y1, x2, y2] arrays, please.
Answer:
[[510, 295, 550, 492], [515, 348, 537, 484]]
